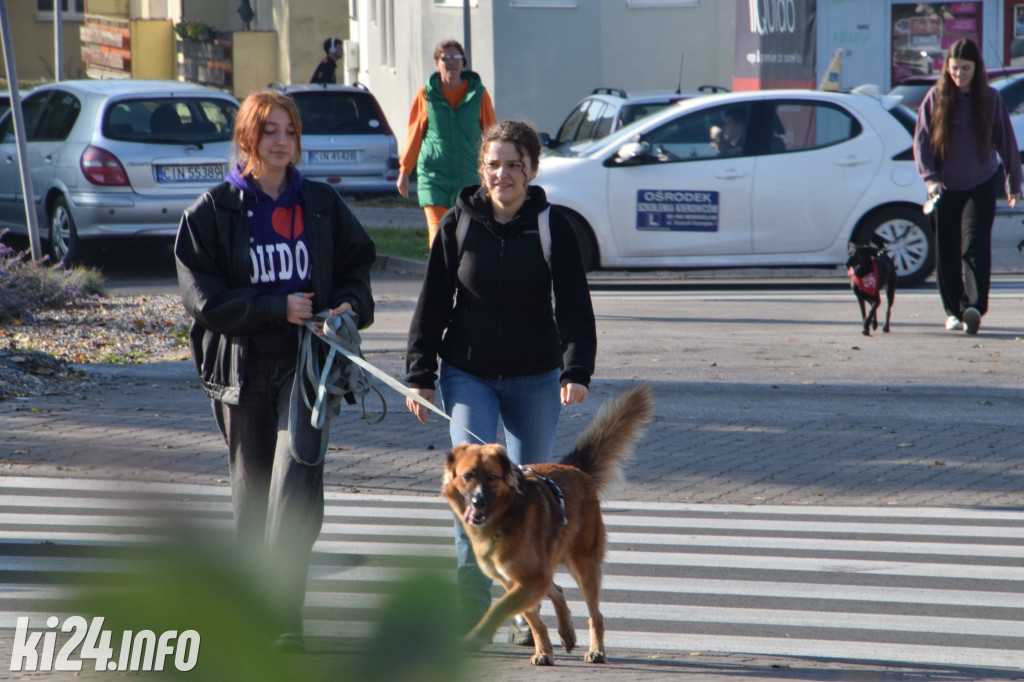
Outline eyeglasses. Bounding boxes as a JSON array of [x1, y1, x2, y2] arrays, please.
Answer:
[[440, 54, 465, 63]]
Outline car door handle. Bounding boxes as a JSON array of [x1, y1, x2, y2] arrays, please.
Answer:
[[835, 156, 871, 167], [714, 169, 749, 179]]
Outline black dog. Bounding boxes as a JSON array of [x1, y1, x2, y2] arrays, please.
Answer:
[[845, 238, 896, 336]]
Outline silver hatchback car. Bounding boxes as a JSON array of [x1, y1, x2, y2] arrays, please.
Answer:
[[270, 82, 399, 196], [0, 79, 239, 264]]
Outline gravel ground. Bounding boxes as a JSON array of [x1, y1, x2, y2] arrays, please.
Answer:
[[0, 293, 189, 398]]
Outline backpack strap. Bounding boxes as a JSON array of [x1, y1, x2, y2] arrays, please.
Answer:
[[456, 209, 471, 256], [537, 207, 551, 268], [455, 207, 551, 268]]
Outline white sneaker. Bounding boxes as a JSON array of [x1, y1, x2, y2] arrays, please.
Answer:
[[962, 307, 981, 334], [945, 316, 963, 331]]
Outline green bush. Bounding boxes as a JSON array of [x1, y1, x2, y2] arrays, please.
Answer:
[[0, 230, 105, 323]]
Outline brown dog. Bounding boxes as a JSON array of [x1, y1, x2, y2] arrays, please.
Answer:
[[443, 383, 654, 666]]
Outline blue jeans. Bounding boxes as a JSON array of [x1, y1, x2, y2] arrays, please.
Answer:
[[439, 363, 562, 608]]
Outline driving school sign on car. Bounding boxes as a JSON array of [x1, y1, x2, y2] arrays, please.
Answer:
[[636, 190, 719, 232]]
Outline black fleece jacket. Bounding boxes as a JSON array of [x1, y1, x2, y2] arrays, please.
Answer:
[[175, 177, 375, 403], [405, 184, 596, 390]]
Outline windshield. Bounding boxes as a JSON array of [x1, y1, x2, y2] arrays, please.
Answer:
[[888, 84, 931, 110], [291, 91, 387, 135], [103, 97, 237, 144], [570, 104, 687, 159]]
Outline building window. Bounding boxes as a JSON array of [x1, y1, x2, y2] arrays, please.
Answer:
[[891, 1, 981, 84], [383, 0, 395, 69], [37, 0, 85, 19]]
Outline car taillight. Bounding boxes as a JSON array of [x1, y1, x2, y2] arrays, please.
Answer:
[[80, 145, 129, 186]]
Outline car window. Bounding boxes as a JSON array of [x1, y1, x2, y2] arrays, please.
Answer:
[[291, 91, 386, 135], [0, 91, 53, 143], [103, 97, 237, 143], [639, 103, 754, 162], [889, 84, 931, 110], [594, 103, 617, 139], [575, 100, 607, 143], [619, 102, 675, 128], [769, 101, 860, 153], [34, 91, 80, 141], [555, 100, 590, 145]]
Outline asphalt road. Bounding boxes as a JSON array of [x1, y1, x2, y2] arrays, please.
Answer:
[[5, 206, 1024, 679]]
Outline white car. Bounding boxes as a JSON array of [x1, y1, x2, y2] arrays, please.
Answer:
[[537, 88, 935, 285]]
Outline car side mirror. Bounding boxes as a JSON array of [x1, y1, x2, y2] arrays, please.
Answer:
[[539, 131, 552, 147], [614, 140, 649, 165]]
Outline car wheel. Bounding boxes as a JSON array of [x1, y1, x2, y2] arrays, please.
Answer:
[[562, 209, 598, 271], [855, 206, 934, 287], [49, 196, 85, 265]]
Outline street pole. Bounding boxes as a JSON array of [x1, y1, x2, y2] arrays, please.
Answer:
[[53, 0, 63, 81], [0, 0, 43, 261], [462, 0, 471, 65]]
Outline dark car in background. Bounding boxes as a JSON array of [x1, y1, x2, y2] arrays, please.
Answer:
[[541, 85, 728, 155], [270, 82, 399, 196]]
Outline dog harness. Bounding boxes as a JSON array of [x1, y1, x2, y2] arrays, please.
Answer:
[[519, 465, 568, 526], [848, 259, 880, 296]]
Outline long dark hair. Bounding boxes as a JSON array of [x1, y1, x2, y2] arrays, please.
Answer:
[[930, 38, 991, 163]]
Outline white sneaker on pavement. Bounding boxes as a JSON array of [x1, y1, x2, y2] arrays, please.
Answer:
[[945, 316, 963, 331]]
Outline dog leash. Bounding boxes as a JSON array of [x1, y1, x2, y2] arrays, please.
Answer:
[[302, 314, 488, 445]]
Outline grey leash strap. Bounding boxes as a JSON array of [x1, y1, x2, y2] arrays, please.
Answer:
[[302, 315, 488, 445], [297, 311, 384, 430]]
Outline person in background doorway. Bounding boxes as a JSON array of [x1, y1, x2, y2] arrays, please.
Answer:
[[175, 90, 375, 653], [396, 39, 497, 246], [913, 38, 1022, 334], [311, 37, 341, 84]]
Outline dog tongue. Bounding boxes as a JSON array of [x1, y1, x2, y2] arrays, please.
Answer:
[[463, 507, 481, 525]]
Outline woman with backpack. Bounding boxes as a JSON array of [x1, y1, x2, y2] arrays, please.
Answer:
[[403, 120, 596, 633]]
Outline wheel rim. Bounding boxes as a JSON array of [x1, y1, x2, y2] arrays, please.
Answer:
[[873, 218, 929, 279], [50, 203, 71, 263]]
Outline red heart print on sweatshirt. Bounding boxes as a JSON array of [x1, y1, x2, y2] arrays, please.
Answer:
[[271, 206, 305, 240]]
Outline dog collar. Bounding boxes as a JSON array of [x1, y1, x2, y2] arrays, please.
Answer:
[[519, 466, 568, 526], [848, 259, 880, 297]]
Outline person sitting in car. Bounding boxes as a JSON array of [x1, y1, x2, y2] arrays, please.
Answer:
[[709, 107, 746, 156]]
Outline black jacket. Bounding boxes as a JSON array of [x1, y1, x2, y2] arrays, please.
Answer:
[[175, 177, 375, 403], [405, 185, 596, 390]]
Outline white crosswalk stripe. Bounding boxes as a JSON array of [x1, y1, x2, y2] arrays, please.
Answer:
[[1, 476, 1023, 670]]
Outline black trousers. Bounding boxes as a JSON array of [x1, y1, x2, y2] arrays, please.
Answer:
[[932, 172, 997, 318], [211, 350, 327, 634]]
